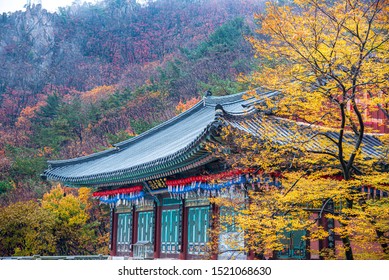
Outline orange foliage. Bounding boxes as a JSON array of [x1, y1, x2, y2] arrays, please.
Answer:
[[175, 97, 201, 114], [80, 85, 117, 103], [15, 101, 46, 130]]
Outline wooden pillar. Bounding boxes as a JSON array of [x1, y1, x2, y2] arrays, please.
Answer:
[[179, 199, 188, 260], [154, 203, 162, 259], [130, 206, 136, 257], [110, 208, 118, 256]]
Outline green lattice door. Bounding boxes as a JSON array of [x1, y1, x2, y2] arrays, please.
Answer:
[[161, 209, 180, 254], [187, 206, 209, 255], [137, 211, 154, 243], [277, 230, 306, 259], [218, 207, 245, 259], [116, 213, 132, 255]]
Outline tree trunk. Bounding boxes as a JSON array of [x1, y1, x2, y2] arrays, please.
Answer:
[[341, 235, 354, 260], [375, 229, 389, 256], [340, 198, 354, 260]]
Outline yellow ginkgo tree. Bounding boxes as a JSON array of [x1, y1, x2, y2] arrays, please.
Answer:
[[42, 185, 100, 255], [211, 0, 389, 260]]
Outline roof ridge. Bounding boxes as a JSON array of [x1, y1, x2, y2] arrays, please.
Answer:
[[220, 91, 279, 118], [271, 116, 386, 137], [205, 90, 254, 106]]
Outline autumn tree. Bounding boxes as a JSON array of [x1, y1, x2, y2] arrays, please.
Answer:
[[0, 201, 56, 256], [41, 185, 100, 255], [211, 0, 389, 260]]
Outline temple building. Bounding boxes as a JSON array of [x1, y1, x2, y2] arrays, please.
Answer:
[[42, 91, 386, 260]]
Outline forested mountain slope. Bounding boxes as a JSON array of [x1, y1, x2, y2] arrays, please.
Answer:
[[0, 1, 262, 253], [0, 0, 264, 256]]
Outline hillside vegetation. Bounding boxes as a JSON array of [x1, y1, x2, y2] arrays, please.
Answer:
[[0, 0, 262, 256]]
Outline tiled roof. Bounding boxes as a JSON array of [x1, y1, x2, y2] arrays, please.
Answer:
[[44, 91, 273, 186], [225, 114, 385, 159], [43, 90, 385, 187]]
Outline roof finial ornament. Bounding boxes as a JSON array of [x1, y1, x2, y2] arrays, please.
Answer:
[[215, 104, 225, 117], [204, 90, 212, 97]]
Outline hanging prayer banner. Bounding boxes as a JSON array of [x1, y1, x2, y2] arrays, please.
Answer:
[[93, 185, 144, 207], [166, 169, 282, 199]]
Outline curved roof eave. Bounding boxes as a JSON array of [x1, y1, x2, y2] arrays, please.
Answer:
[[44, 119, 222, 184]]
